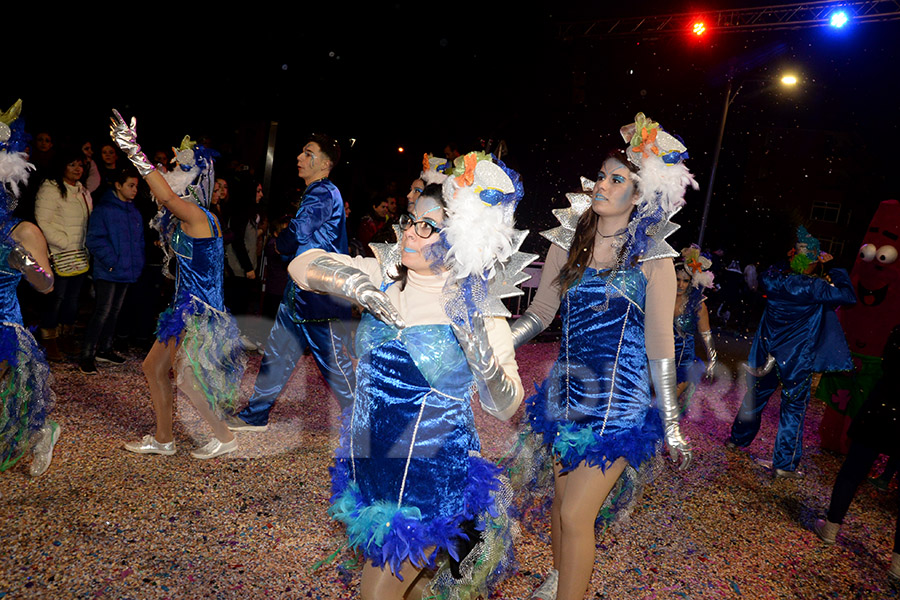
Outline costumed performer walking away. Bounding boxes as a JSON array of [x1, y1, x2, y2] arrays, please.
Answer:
[[673, 245, 717, 410], [110, 110, 245, 460], [814, 324, 900, 579], [0, 99, 59, 476], [288, 153, 534, 600], [727, 226, 856, 477], [510, 113, 696, 600]]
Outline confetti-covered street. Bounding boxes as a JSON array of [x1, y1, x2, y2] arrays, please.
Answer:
[[2, 341, 897, 599]]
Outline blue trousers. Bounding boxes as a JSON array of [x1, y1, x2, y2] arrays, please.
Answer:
[[237, 301, 355, 426], [729, 367, 813, 472]]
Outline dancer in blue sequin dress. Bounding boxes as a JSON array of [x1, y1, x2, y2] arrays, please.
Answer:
[[110, 111, 244, 460], [0, 99, 59, 477], [289, 155, 531, 600], [511, 114, 696, 600], [673, 246, 716, 408]]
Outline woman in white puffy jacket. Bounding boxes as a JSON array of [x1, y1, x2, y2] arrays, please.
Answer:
[[34, 147, 92, 359]]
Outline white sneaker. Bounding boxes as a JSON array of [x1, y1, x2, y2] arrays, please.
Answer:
[[124, 434, 176, 455], [531, 569, 558, 600], [190, 437, 238, 459], [224, 415, 268, 432], [30, 422, 61, 476]]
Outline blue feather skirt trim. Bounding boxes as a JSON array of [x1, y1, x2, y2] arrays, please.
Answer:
[[0, 322, 54, 471], [526, 379, 663, 473], [156, 293, 245, 417], [500, 382, 664, 534], [329, 418, 517, 598]]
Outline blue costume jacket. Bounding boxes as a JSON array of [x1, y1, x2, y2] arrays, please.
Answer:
[[749, 267, 856, 379], [277, 179, 350, 322]]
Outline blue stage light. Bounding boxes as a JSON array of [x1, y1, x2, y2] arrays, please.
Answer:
[[830, 11, 849, 28]]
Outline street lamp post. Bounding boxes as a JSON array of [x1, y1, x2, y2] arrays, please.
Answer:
[[696, 74, 798, 248]]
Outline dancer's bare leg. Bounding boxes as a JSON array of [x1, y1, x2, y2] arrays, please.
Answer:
[[556, 457, 628, 600], [551, 461, 569, 567], [360, 558, 424, 600], [142, 340, 176, 443], [175, 361, 234, 443]]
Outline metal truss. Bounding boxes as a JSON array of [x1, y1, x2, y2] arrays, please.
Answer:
[[558, 1, 900, 39]]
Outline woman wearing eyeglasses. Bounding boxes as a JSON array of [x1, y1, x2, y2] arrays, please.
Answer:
[[288, 157, 529, 599]]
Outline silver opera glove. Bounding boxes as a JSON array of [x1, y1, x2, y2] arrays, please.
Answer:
[[109, 109, 156, 176], [305, 255, 405, 329], [649, 357, 693, 470], [451, 313, 521, 421], [8, 242, 53, 293], [700, 329, 717, 380], [509, 310, 547, 349]]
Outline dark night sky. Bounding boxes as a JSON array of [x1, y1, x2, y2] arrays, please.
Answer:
[[5, 2, 898, 263]]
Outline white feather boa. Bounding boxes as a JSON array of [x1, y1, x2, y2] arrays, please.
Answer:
[[161, 164, 201, 198], [633, 157, 698, 217], [0, 151, 34, 198], [442, 179, 515, 280]]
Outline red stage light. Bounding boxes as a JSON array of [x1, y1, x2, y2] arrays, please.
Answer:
[[692, 21, 707, 36]]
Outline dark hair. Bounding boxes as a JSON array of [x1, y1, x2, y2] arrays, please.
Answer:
[[556, 149, 640, 295], [45, 146, 86, 196], [115, 166, 140, 186], [308, 133, 341, 168], [392, 183, 445, 290]]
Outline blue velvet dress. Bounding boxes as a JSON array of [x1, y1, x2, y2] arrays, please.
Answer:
[[329, 312, 513, 584], [0, 218, 54, 471], [526, 265, 664, 473], [154, 209, 244, 416]]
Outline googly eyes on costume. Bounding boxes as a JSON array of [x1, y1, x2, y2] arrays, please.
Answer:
[[877, 245, 898, 264], [859, 244, 876, 261]]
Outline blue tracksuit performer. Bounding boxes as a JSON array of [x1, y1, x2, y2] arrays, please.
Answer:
[[231, 134, 355, 431], [729, 227, 856, 475]]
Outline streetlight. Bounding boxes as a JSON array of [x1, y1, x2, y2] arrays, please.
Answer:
[[697, 73, 800, 247]]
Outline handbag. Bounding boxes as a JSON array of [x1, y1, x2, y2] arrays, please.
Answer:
[[50, 248, 90, 277]]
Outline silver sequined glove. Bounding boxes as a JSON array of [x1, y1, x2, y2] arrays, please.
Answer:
[[305, 255, 405, 328], [109, 109, 156, 176], [649, 357, 693, 470], [700, 330, 717, 380], [509, 310, 547, 349], [451, 313, 521, 421], [7, 242, 53, 293]]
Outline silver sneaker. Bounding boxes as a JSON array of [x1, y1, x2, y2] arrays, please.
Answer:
[[191, 437, 238, 460], [30, 422, 61, 477], [531, 569, 558, 600], [124, 434, 176, 455], [224, 415, 268, 432]]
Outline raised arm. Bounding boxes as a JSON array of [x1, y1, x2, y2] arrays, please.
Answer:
[[109, 110, 212, 238]]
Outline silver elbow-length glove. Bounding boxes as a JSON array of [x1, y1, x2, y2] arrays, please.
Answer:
[[305, 255, 405, 328], [649, 357, 693, 470], [8, 243, 53, 293], [509, 310, 547, 349], [451, 314, 521, 421], [700, 330, 717, 380], [109, 109, 156, 176]]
